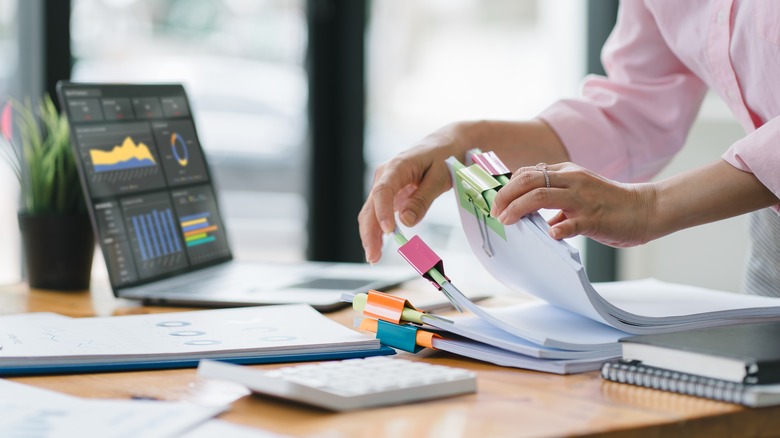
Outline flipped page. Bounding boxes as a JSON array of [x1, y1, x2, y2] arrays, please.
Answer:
[[446, 155, 780, 335]]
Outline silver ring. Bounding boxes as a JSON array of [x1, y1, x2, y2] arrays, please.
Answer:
[[536, 163, 550, 188]]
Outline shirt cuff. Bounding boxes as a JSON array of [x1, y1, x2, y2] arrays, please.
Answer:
[[722, 116, 780, 213]]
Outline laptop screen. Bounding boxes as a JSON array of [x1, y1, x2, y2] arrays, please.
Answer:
[[58, 83, 233, 290]]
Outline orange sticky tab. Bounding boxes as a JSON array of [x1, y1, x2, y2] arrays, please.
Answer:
[[415, 330, 440, 349], [363, 290, 419, 324], [359, 318, 379, 333]]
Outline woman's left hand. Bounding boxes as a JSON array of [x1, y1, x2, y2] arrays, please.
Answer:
[[490, 162, 657, 248]]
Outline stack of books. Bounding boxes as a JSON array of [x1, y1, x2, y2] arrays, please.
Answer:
[[601, 321, 780, 407]]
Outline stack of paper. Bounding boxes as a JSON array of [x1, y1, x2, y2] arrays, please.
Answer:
[[0, 305, 391, 375], [359, 153, 780, 374]]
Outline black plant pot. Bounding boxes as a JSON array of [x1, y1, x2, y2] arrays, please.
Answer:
[[18, 213, 95, 291]]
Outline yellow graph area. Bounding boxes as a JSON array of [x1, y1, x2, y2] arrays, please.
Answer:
[[90, 137, 156, 166]]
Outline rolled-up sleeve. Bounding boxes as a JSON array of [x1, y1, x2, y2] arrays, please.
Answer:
[[723, 116, 780, 201], [538, 1, 708, 183]]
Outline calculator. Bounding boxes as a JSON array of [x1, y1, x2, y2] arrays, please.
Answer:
[[198, 357, 477, 411]]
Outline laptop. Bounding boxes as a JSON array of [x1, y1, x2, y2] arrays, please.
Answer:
[[57, 82, 411, 311]]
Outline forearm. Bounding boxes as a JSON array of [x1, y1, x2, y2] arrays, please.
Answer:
[[648, 160, 779, 240], [456, 119, 570, 169]]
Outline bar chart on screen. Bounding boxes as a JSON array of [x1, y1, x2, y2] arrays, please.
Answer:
[[121, 192, 188, 279], [172, 185, 231, 265]]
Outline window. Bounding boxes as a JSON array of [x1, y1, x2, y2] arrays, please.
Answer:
[[365, 0, 587, 270], [71, 0, 309, 270], [0, 0, 18, 284]]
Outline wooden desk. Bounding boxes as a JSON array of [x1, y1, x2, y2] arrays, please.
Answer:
[[2, 283, 776, 438]]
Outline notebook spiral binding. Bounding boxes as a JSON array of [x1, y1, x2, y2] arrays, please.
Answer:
[[601, 361, 748, 405]]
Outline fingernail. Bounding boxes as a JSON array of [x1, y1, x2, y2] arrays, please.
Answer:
[[400, 210, 417, 226], [379, 220, 393, 234], [550, 227, 561, 239], [497, 212, 507, 224]]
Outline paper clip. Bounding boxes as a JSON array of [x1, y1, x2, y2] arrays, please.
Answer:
[[473, 203, 494, 257], [353, 290, 424, 325], [471, 150, 512, 186], [350, 290, 452, 324], [396, 235, 450, 290], [359, 318, 439, 354], [393, 230, 463, 312], [456, 164, 500, 217], [456, 164, 503, 257], [449, 157, 506, 245]]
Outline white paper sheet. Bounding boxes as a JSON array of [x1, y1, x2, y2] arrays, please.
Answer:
[[0, 305, 377, 367], [0, 379, 225, 438], [424, 300, 626, 352], [432, 338, 612, 374], [446, 156, 780, 335]]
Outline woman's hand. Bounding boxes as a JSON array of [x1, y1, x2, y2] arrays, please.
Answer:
[[490, 162, 658, 248], [358, 122, 475, 264], [359, 119, 570, 263]]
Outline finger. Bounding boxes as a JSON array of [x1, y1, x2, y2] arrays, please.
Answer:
[[547, 210, 567, 227], [397, 165, 452, 227], [497, 187, 579, 224], [371, 162, 414, 234], [493, 167, 553, 217], [549, 217, 585, 240], [393, 184, 418, 212], [358, 196, 385, 263]]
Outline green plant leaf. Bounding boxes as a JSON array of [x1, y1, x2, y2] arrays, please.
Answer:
[[4, 95, 85, 215]]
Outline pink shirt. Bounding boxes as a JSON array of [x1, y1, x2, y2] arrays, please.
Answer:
[[539, 0, 780, 201]]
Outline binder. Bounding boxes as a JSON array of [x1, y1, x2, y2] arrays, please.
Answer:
[[0, 305, 394, 376], [619, 321, 780, 384]]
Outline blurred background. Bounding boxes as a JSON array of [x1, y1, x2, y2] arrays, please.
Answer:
[[0, 0, 749, 295]]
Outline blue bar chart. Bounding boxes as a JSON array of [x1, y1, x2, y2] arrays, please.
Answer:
[[121, 192, 188, 279], [130, 208, 183, 260]]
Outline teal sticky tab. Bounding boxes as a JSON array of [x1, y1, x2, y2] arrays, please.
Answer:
[[453, 163, 506, 240], [375, 320, 424, 353]]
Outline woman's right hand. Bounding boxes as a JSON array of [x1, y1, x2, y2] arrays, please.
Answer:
[[358, 122, 477, 264], [358, 119, 570, 263]]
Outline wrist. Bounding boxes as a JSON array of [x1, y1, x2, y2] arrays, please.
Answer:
[[444, 120, 489, 161], [637, 182, 664, 243]]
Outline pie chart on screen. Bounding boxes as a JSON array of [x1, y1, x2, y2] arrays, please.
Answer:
[[171, 132, 189, 167]]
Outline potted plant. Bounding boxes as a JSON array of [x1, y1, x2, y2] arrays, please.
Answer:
[[1, 96, 94, 290]]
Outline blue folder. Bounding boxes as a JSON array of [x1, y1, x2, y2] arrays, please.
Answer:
[[0, 345, 396, 376]]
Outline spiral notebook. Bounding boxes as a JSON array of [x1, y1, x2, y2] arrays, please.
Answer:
[[601, 361, 780, 407]]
